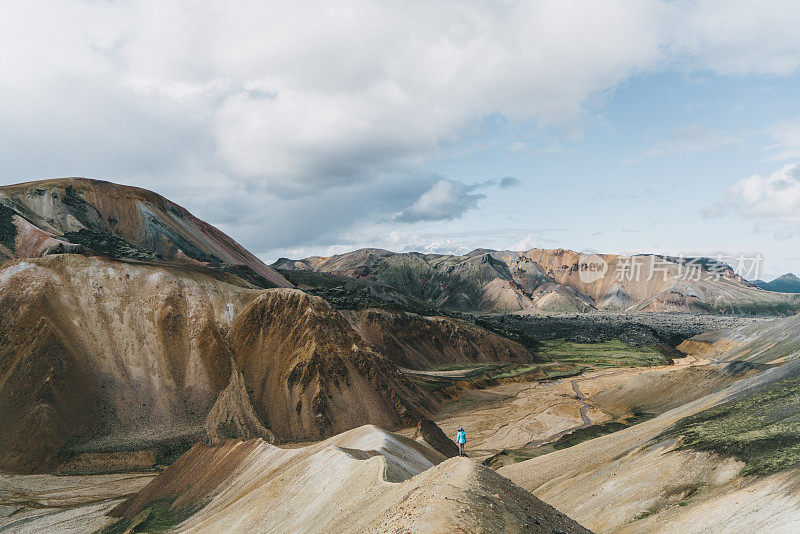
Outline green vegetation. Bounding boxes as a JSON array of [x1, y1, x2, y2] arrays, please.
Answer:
[[102, 500, 181, 534], [426, 362, 508, 373], [218, 264, 280, 289], [277, 268, 441, 315], [63, 229, 159, 261], [405, 362, 548, 394], [0, 204, 17, 251], [406, 338, 669, 396], [666, 376, 800, 477], [704, 300, 800, 317], [539, 338, 671, 368]]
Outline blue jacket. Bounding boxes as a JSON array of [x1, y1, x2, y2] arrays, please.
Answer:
[[456, 430, 466, 444]]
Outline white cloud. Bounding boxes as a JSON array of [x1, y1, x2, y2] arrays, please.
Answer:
[[395, 180, 484, 223], [669, 0, 800, 75], [3, 1, 800, 256], [729, 163, 800, 222], [508, 235, 540, 251]]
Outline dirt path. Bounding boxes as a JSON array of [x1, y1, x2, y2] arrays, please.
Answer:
[[526, 355, 707, 447], [525, 379, 593, 447]]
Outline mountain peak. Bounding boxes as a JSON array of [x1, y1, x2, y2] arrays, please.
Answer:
[[0, 177, 291, 288]]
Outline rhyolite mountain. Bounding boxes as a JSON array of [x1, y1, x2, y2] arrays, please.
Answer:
[[755, 273, 800, 293], [0, 254, 534, 473], [0, 179, 536, 474], [275, 248, 800, 315], [0, 177, 291, 288]]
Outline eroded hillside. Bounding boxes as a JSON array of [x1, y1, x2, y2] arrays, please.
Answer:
[[495, 318, 800, 533], [0, 254, 536, 473]]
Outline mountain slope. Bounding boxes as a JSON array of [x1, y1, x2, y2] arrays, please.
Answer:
[[0, 177, 291, 288], [275, 248, 800, 315], [0, 254, 260, 472], [678, 313, 800, 365], [0, 254, 534, 473], [106, 425, 592, 533], [499, 328, 800, 533], [755, 273, 800, 293]]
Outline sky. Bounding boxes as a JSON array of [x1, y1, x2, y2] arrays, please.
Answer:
[[2, 1, 800, 279]]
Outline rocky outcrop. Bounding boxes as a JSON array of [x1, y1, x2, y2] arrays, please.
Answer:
[[228, 289, 437, 441], [416, 418, 459, 458], [204, 364, 274, 445]]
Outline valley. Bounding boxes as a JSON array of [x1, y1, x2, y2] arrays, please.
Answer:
[[2, 179, 800, 533]]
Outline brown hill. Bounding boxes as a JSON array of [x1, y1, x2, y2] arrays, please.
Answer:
[[228, 289, 437, 441], [0, 177, 291, 288], [275, 248, 800, 315], [0, 254, 260, 473], [0, 254, 534, 473]]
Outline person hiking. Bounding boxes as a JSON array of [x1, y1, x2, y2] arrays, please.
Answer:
[[455, 427, 467, 457]]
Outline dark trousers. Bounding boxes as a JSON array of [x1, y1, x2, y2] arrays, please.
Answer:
[[458, 443, 465, 456]]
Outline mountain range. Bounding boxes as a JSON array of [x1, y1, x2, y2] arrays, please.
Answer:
[[274, 248, 800, 315]]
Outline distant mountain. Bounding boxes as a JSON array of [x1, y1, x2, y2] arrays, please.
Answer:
[[755, 273, 800, 293], [0, 177, 291, 288], [274, 248, 800, 315]]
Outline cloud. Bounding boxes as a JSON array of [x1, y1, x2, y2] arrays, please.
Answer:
[[395, 180, 485, 223], [668, 0, 800, 75], [499, 177, 522, 188], [507, 234, 540, 251], [3, 1, 800, 257], [728, 163, 800, 222], [623, 125, 739, 166]]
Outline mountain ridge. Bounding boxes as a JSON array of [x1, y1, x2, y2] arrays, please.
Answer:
[[0, 177, 291, 289], [755, 273, 800, 293], [274, 247, 800, 315]]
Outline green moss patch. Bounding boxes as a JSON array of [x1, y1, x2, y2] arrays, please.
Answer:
[[0, 204, 18, 251], [406, 339, 667, 396], [539, 338, 671, 368], [63, 229, 159, 261], [103, 499, 182, 534], [665, 376, 800, 477]]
